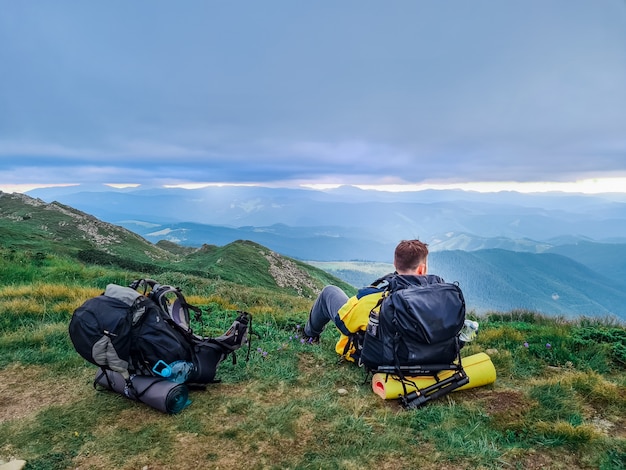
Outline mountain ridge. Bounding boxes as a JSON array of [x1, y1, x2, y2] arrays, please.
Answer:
[[0, 191, 353, 299], [26, 185, 626, 244]]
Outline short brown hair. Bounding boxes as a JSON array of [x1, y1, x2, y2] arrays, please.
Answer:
[[394, 239, 429, 273]]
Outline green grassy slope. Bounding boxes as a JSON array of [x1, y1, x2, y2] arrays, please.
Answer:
[[0, 191, 353, 298], [0, 191, 175, 264], [0, 251, 625, 469], [181, 240, 354, 297]]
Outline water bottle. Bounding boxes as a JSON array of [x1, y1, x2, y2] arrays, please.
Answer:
[[459, 319, 479, 342], [152, 360, 194, 384], [366, 310, 379, 336], [167, 361, 194, 384]]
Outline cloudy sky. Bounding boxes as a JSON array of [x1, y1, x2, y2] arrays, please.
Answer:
[[1, 1, 625, 193]]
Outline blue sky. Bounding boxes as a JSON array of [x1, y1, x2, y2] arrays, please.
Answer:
[[1, 1, 625, 193]]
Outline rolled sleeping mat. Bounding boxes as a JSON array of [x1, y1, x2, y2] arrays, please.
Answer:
[[95, 369, 191, 414], [372, 352, 496, 400]]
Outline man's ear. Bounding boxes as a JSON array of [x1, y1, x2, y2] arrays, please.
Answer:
[[416, 263, 427, 275]]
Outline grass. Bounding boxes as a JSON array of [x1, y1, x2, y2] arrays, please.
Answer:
[[1, 255, 625, 469]]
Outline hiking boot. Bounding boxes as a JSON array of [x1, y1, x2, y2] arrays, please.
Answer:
[[302, 334, 320, 345], [212, 311, 250, 352]]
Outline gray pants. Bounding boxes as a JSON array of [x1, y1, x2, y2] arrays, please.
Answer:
[[304, 285, 349, 337]]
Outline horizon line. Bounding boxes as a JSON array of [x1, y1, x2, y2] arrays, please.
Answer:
[[2, 177, 626, 195]]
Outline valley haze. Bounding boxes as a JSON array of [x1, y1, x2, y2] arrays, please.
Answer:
[[22, 184, 626, 322]]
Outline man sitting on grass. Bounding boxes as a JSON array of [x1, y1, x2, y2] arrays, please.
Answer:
[[303, 239, 429, 362]]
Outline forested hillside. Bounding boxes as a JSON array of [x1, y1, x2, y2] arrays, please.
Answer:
[[310, 249, 626, 321]]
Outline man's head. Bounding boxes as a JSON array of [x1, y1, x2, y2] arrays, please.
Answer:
[[394, 239, 429, 275]]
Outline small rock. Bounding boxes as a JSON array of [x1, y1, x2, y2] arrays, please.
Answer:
[[0, 460, 27, 470], [337, 388, 348, 395]]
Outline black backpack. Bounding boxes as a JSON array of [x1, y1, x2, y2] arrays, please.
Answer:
[[68, 288, 139, 379], [69, 281, 250, 385], [359, 274, 466, 371]]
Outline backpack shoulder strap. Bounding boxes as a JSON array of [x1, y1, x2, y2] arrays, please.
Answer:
[[135, 281, 203, 332]]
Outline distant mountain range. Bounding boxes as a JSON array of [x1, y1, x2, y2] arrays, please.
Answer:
[[27, 184, 626, 245], [18, 184, 626, 321]]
